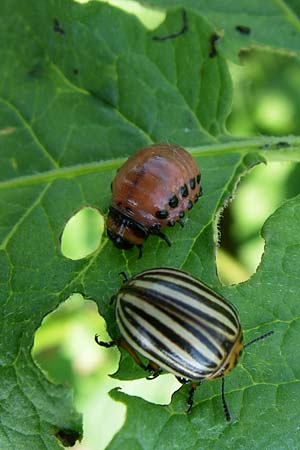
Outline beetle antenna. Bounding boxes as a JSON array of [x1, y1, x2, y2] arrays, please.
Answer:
[[244, 330, 274, 348], [221, 377, 231, 422]]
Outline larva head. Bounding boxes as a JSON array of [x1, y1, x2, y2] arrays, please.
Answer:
[[106, 209, 148, 248]]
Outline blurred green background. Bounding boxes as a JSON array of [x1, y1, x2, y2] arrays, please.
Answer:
[[33, 3, 300, 449]]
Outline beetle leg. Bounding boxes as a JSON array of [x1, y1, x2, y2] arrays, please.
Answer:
[[159, 231, 172, 247], [109, 294, 117, 305], [186, 382, 199, 414], [146, 361, 163, 379], [95, 335, 116, 348], [177, 219, 185, 228], [118, 337, 162, 376], [153, 230, 172, 247], [96, 335, 146, 368], [137, 244, 143, 259], [95, 335, 162, 376], [176, 376, 190, 384], [146, 369, 162, 380], [149, 223, 171, 247]]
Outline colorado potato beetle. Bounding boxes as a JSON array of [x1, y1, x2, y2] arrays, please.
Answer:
[[96, 267, 273, 421], [107, 144, 202, 257]]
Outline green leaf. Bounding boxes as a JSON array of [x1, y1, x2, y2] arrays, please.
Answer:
[[141, 0, 300, 62], [1, 0, 300, 449], [108, 194, 300, 450]]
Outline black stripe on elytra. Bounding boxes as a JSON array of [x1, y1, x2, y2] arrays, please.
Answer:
[[122, 281, 238, 337], [116, 305, 214, 378], [119, 298, 220, 370], [123, 293, 224, 363], [137, 270, 239, 326], [120, 287, 226, 360]]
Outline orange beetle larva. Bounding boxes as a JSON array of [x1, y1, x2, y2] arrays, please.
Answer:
[[107, 144, 202, 256]]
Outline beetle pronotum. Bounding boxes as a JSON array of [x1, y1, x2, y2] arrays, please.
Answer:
[[95, 267, 273, 421]]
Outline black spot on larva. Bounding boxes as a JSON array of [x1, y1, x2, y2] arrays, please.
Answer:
[[179, 210, 185, 218], [53, 18, 65, 35], [235, 25, 251, 35], [197, 174, 201, 184], [189, 178, 196, 189], [187, 200, 193, 210], [168, 220, 175, 227], [169, 195, 179, 208], [180, 184, 188, 197], [155, 210, 169, 219]]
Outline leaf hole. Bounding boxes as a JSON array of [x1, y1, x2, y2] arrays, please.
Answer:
[[33, 294, 119, 384], [74, 0, 165, 30], [33, 293, 181, 448], [60, 207, 105, 260], [217, 162, 299, 285], [33, 293, 125, 448]]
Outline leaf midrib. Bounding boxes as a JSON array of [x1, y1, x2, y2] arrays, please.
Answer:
[[1, 135, 300, 191]]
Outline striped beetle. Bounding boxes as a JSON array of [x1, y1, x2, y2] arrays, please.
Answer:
[[96, 267, 273, 421]]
